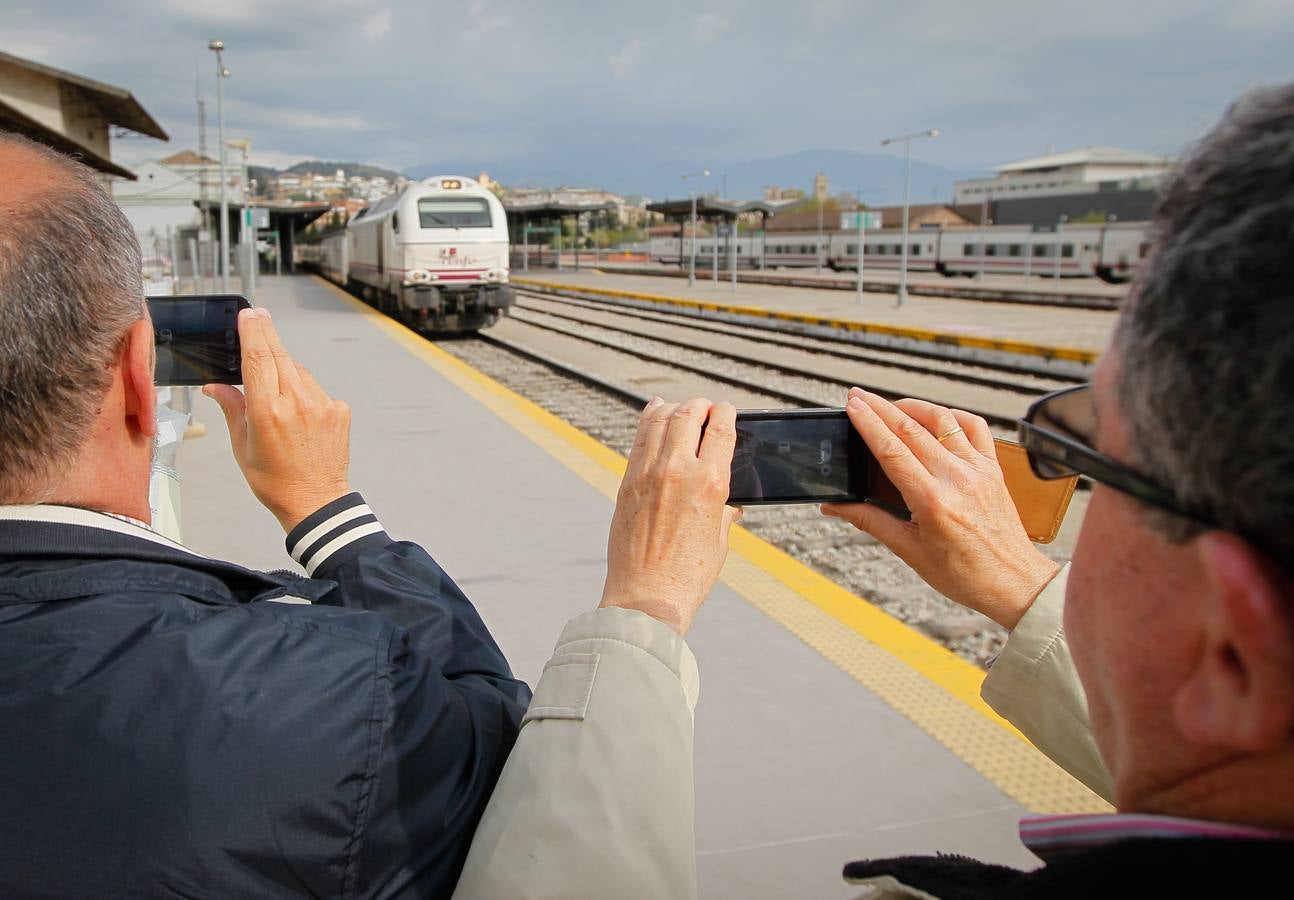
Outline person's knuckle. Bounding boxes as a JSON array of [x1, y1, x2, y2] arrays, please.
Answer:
[[705, 418, 735, 440], [702, 466, 730, 496], [246, 347, 275, 367], [661, 456, 691, 483], [947, 465, 977, 495], [895, 416, 927, 440], [877, 435, 909, 461]]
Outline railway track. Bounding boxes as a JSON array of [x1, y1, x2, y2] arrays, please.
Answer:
[[434, 301, 1085, 670], [503, 288, 1072, 429], [595, 264, 1124, 310]]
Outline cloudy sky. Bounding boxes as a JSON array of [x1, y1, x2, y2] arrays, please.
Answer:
[[8, 0, 1293, 191]]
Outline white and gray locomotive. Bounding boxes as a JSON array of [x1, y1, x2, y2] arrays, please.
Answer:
[[299, 176, 513, 333]]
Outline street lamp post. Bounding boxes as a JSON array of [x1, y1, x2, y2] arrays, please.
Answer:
[[682, 170, 710, 287], [816, 198, 824, 275], [880, 128, 938, 306], [1054, 213, 1068, 281], [209, 40, 231, 292], [976, 189, 992, 281]]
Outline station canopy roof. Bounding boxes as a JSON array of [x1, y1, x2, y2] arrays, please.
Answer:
[[645, 198, 787, 219], [195, 199, 332, 233], [503, 199, 616, 217]]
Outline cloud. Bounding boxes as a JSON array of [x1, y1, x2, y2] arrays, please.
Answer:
[[361, 9, 393, 39], [8, 0, 1292, 187], [2, 29, 100, 64], [610, 38, 645, 79], [466, 0, 508, 37], [226, 100, 379, 132], [692, 12, 731, 45]]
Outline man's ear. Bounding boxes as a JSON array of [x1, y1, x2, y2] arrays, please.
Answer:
[[1174, 531, 1294, 752], [122, 317, 157, 439]]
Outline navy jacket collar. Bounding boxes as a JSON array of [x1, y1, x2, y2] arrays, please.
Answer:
[[0, 505, 331, 601]]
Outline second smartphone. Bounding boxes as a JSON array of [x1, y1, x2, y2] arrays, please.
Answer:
[[727, 408, 904, 510]]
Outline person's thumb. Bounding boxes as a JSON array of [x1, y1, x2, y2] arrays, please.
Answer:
[[821, 501, 915, 555], [202, 384, 248, 445]]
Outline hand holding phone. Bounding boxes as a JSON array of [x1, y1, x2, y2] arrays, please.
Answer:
[[822, 391, 1068, 630], [149, 294, 251, 386], [201, 307, 354, 533]]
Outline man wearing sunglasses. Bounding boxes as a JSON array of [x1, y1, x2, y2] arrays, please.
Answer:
[[818, 85, 1294, 894], [453, 84, 1294, 898]]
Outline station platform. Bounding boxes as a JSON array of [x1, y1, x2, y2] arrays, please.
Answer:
[[177, 275, 1108, 899], [516, 269, 1118, 357]]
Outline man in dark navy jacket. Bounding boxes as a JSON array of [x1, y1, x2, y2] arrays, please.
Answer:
[[0, 132, 532, 896]]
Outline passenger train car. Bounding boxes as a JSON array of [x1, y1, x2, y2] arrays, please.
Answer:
[[650, 220, 1149, 284], [298, 176, 513, 332]]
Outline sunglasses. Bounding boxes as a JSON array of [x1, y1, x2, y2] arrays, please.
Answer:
[[1018, 384, 1205, 524]]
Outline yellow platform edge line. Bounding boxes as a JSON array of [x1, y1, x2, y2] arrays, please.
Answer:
[[312, 276, 1035, 727], [314, 278, 1112, 811], [514, 276, 1099, 365]]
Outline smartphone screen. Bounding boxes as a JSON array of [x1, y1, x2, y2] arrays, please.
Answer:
[[149, 295, 250, 386], [728, 409, 871, 505]]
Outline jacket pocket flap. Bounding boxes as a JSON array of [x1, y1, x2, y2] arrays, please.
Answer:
[[523, 652, 600, 723]]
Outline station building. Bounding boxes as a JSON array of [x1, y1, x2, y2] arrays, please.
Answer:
[[954, 147, 1172, 204], [0, 49, 166, 180], [954, 147, 1171, 227]]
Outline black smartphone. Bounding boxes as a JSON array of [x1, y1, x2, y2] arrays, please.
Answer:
[[728, 408, 906, 513], [149, 295, 251, 386]]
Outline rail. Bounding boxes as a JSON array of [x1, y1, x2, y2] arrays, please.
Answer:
[[513, 277, 1099, 380]]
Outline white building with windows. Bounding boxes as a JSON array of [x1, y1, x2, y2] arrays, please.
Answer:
[[954, 147, 1172, 204]]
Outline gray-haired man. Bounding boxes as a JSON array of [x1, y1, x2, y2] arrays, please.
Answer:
[[453, 84, 1294, 898]]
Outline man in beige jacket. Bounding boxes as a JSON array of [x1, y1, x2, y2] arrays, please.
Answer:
[[454, 83, 1294, 898]]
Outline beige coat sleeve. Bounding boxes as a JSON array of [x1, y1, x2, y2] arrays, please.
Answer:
[[452, 606, 700, 900], [979, 564, 1114, 802]]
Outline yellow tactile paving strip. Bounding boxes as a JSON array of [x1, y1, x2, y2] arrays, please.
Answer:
[[316, 276, 1110, 814], [514, 276, 1100, 366]]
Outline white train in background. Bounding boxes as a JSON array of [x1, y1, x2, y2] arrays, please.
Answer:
[[298, 176, 514, 332], [650, 220, 1150, 283]]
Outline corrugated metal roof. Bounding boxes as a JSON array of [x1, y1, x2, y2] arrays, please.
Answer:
[[0, 50, 168, 140], [994, 146, 1171, 174]]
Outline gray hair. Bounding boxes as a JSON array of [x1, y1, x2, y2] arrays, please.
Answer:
[[1115, 83, 1294, 565], [0, 131, 146, 500]]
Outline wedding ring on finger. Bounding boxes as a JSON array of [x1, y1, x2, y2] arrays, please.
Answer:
[[936, 426, 964, 444]]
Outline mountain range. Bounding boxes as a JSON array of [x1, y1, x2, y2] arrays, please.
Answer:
[[405, 149, 983, 205]]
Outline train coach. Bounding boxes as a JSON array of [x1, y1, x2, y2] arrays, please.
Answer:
[[299, 176, 514, 333], [650, 220, 1149, 284]]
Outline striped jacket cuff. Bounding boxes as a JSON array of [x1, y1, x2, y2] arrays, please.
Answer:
[[284, 493, 389, 576]]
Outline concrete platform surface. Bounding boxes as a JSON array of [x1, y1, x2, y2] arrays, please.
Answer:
[[177, 276, 1104, 898]]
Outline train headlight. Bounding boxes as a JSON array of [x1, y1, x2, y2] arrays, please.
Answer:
[[407, 269, 432, 284]]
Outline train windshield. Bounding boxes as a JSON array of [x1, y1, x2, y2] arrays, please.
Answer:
[[418, 197, 492, 229]]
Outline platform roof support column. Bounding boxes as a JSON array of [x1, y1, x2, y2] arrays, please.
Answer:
[[574, 214, 580, 272], [555, 216, 562, 271], [730, 214, 737, 291], [522, 214, 529, 272], [711, 216, 718, 288]]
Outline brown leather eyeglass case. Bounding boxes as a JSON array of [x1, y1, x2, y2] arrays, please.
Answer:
[[993, 439, 1078, 544], [865, 438, 1078, 544]]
